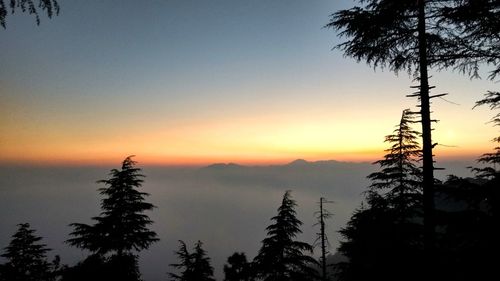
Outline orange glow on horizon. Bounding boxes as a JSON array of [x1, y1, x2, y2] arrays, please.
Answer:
[[0, 146, 488, 167]]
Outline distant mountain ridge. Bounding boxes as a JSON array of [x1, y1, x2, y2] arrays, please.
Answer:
[[202, 159, 370, 170]]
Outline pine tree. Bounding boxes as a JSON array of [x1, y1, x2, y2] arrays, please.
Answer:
[[0, 223, 58, 281], [253, 191, 318, 281], [169, 240, 215, 281], [473, 91, 500, 178], [440, 1, 500, 80], [368, 109, 422, 212], [190, 241, 215, 281], [223, 252, 253, 281], [472, 91, 500, 259], [67, 156, 158, 280], [335, 110, 424, 281], [68, 156, 158, 255], [326, 3, 499, 273], [0, 0, 59, 28]]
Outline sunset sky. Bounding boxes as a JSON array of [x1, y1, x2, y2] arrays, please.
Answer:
[[1, 0, 497, 166]]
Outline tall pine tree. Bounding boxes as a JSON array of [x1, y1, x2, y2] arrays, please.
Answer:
[[326, 3, 499, 273], [253, 191, 318, 281], [335, 110, 423, 281], [68, 156, 158, 255], [67, 156, 158, 280], [368, 109, 422, 212]]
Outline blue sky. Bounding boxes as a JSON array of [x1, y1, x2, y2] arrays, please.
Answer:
[[1, 0, 496, 165]]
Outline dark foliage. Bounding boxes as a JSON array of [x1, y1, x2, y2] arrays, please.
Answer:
[[473, 91, 500, 179], [223, 252, 254, 281], [66, 156, 157, 280], [0, 223, 59, 281], [433, 176, 497, 281], [253, 191, 319, 281], [67, 156, 158, 256], [335, 201, 424, 281], [169, 240, 215, 281], [60, 254, 141, 281], [0, 0, 59, 28], [326, 0, 498, 78], [327, 3, 499, 278], [335, 110, 424, 281], [437, 0, 500, 80], [367, 109, 422, 211]]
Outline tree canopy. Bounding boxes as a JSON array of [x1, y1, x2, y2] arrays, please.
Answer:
[[169, 240, 216, 281], [223, 252, 253, 281], [253, 191, 318, 281], [67, 156, 158, 256], [0, 223, 58, 281], [335, 110, 424, 281]]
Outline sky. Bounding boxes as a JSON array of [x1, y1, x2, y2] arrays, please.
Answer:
[[1, 0, 498, 166]]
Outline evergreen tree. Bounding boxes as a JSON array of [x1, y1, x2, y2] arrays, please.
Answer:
[[223, 252, 253, 281], [253, 191, 318, 281], [169, 240, 215, 281], [326, 2, 499, 272], [68, 156, 158, 255], [335, 110, 424, 281], [0, 0, 59, 28], [440, 1, 500, 80], [0, 223, 58, 281], [473, 91, 500, 179], [191, 241, 215, 281], [67, 156, 158, 280], [472, 91, 500, 258], [368, 109, 422, 211], [169, 241, 192, 281]]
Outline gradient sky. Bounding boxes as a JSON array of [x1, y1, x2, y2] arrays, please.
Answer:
[[1, 0, 497, 165]]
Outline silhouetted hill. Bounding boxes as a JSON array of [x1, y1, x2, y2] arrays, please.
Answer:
[[202, 162, 244, 170], [286, 159, 309, 166]]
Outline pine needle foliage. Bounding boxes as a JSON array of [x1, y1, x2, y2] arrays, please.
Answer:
[[169, 240, 215, 281], [67, 156, 158, 256], [368, 109, 422, 210], [335, 110, 424, 281], [0, 0, 59, 28], [0, 223, 58, 281], [253, 191, 318, 281], [473, 91, 500, 178]]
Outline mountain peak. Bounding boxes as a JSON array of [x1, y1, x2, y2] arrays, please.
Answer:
[[204, 163, 243, 170], [288, 159, 309, 166]]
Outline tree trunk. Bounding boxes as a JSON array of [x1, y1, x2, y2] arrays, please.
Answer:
[[417, 0, 436, 279], [320, 198, 327, 281]]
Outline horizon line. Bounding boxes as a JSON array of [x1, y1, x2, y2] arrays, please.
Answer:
[[0, 154, 481, 168]]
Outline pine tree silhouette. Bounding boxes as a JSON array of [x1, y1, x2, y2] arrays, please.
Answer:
[[335, 110, 424, 281], [67, 156, 158, 280], [169, 240, 215, 281], [327, 3, 499, 275], [253, 191, 318, 281], [0, 223, 59, 281]]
